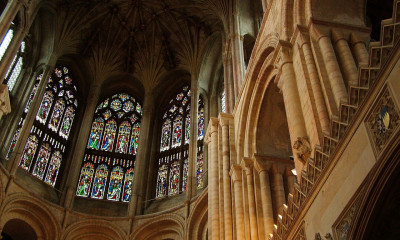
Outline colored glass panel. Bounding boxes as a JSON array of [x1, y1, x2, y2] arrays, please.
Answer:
[[24, 75, 42, 113], [122, 168, 134, 202], [55, 68, 62, 78], [185, 116, 190, 144], [129, 124, 140, 155], [107, 166, 124, 201], [198, 104, 205, 140], [103, 109, 112, 120], [156, 164, 168, 198], [59, 106, 75, 139], [36, 91, 54, 124], [221, 89, 226, 113], [91, 164, 108, 199], [196, 152, 204, 189], [44, 150, 62, 186], [110, 99, 122, 111], [119, 93, 128, 102], [123, 101, 134, 112], [172, 116, 183, 148], [160, 119, 171, 151], [6, 128, 20, 159], [7, 56, 23, 91], [19, 135, 39, 171], [116, 121, 131, 154], [130, 114, 138, 124], [87, 118, 104, 150], [48, 99, 65, 132], [176, 93, 184, 100], [32, 143, 51, 179], [76, 163, 95, 197], [117, 111, 124, 118], [65, 76, 72, 85], [63, 67, 68, 74], [168, 161, 180, 195], [101, 119, 117, 152], [182, 158, 188, 191]]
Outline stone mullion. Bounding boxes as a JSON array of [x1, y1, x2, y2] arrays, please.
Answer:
[[130, 93, 154, 216], [220, 115, 233, 240], [0, 0, 21, 46], [242, 158, 259, 240], [230, 164, 245, 240], [205, 117, 220, 240], [318, 35, 348, 110], [62, 82, 101, 208], [0, 25, 25, 83], [277, 43, 308, 177], [7, 64, 54, 175]]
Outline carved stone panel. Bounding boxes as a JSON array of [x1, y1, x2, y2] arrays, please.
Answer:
[[365, 85, 400, 156]]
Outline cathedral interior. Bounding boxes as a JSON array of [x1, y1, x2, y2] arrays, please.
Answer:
[[0, 0, 399, 239]]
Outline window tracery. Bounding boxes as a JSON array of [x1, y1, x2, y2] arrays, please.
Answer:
[[16, 67, 78, 187], [5, 40, 25, 91], [156, 86, 205, 198], [76, 93, 142, 202]]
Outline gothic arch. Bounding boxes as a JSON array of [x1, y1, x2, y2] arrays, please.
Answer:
[[63, 219, 126, 240], [0, 194, 60, 240], [131, 214, 185, 240], [187, 191, 208, 240]]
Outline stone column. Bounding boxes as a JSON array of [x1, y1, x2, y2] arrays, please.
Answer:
[[219, 114, 233, 240], [7, 64, 54, 174], [333, 32, 358, 86], [129, 93, 155, 216], [277, 42, 308, 177], [242, 158, 259, 240], [318, 35, 348, 109], [300, 34, 330, 134], [254, 158, 274, 235], [286, 169, 295, 195], [0, 84, 11, 120], [186, 75, 199, 200], [0, 26, 25, 82], [223, 49, 234, 113], [352, 41, 369, 66], [205, 117, 220, 240], [0, 0, 21, 44], [231, 9, 245, 98], [230, 164, 245, 240], [272, 165, 286, 216], [63, 83, 101, 208]]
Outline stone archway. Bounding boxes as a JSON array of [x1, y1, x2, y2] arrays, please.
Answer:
[[1, 219, 36, 240]]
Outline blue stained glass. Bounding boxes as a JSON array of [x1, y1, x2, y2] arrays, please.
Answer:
[[111, 99, 122, 111], [87, 118, 104, 150], [116, 121, 131, 154], [91, 164, 108, 199], [101, 119, 117, 152], [168, 161, 180, 195], [129, 124, 140, 155], [48, 99, 65, 132], [32, 143, 51, 179], [36, 91, 54, 124], [107, 166, 124, 201], [44, 150, 62, 186], [76, 163, 94, 197], [122, 168, 134, 202], [19, 135, 39, 171], [156, 164, 168, 198]]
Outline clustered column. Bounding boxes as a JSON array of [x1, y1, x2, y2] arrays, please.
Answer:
[[205, 117, 220, 240], [333, 32, 359, 86], [220, 114, 233, 240], [242, 158, 259, 240], [272, 166, 286, 216]]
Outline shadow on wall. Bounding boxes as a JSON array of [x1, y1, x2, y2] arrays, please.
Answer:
[[1, 219, 37, 240]]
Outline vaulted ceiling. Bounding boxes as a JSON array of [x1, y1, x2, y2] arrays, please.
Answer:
[[49, 0, 231, 92]]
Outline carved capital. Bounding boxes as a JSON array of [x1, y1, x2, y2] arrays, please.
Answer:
[[205, 117, 219, 144], [230, 164, 243, 182], [241, 158, 253, 175], [293, 136, 312, 164], [219, 112, 233, 127], [331, 29, 347, 44], [0, 84, 11, 119], [253, 157, 272, 173]]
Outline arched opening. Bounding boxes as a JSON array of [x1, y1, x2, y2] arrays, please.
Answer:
[[243, 34, 256, 70], [366, 0, 394, 41], [256, 83, 291, 159], [1, 219, 37, 240]]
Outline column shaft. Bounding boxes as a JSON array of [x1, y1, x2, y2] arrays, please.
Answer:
[[221, 123, 233, 240], [245, 170, 259, 240], [353, 41, 369, 66], [273, 172, 286, 215], [259, 170, 274, 235], [318, 36, 348, 109], [335, 39, 358, 86], [232, 175, 245, 240], [208, 121, 220, 240], [0, 1, 21, 44], [186, 78, 198, 200], [302, 42, 330, 133], [223, 52, 234, 113]]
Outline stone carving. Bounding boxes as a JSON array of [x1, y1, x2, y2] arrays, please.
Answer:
[[0, 84, 11, 120], [293, 137, 311, 164], [315, 233, 322, 240], [366, 86, 400, 155]]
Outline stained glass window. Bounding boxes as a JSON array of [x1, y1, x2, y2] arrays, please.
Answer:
[[4, 38, 26, 91], [101, 119, 117, 152], [221, 88, 226, 113], [196, 147, 204, 189], [0, 28, 14, 61], [91, 164, 108, 199], [77, 92, 142, 202], [198, 98, 205, 140], [17, 66, 78, 187], [157, 86, 200, 198], [76, 162, 95, 197]]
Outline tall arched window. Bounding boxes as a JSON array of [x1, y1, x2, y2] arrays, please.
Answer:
[[0, 24, 15, 62], [5, 40, 25, 91], [156, 86, 205, 198], [6, 73, 42, 159], [18, 67, 78, 187], [76, 93, 142, 202]]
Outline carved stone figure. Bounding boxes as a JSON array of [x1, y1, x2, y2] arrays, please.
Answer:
[[293, 137, 311, 164]]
